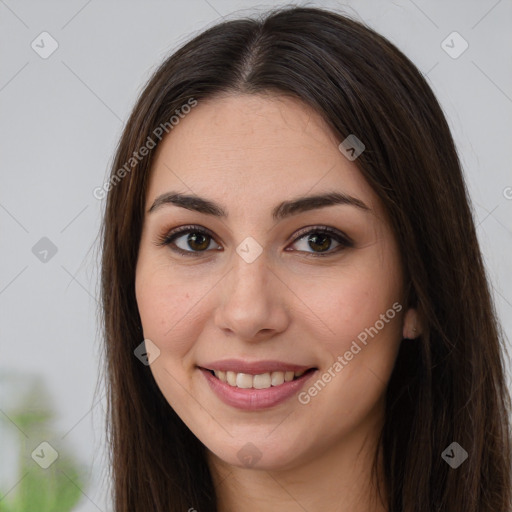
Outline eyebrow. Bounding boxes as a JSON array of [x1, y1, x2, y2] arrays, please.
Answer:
[[148, 190, 370, 221]]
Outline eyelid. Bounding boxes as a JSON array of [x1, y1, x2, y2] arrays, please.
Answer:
[[155, 224, 353, 256]]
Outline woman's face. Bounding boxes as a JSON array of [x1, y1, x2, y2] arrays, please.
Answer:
[[135, 93, 406, 470]]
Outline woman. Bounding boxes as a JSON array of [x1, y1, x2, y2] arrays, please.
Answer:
[[99, 6, 511, 511]]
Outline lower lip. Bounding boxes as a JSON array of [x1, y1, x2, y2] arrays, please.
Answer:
[[199, 368, 316, 410]]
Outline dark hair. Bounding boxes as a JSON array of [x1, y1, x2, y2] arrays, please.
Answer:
[[99, 5, 512, 511]]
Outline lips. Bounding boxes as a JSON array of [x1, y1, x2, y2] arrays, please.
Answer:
[[197, 359, 317, 409]]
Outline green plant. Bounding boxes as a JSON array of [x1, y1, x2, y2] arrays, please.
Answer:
[[0, 373, 86, 512]]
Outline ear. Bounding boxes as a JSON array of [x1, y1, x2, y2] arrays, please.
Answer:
[[402, 307, 421, 339]]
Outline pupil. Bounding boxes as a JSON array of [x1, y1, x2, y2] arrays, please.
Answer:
[[309, 233, 330, 252], [188, 233, 209, 251]]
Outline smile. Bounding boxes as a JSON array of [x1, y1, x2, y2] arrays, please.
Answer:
[[198, 361, 317, 410], [209, 369, 311, 389]]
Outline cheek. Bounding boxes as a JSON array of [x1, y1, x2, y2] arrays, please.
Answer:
[[294, 269, 403, 423], [135, 259, 202, 359], [294, 261, 401, 347], [291, 246, 404, 410], [135, 264, 206, 412]]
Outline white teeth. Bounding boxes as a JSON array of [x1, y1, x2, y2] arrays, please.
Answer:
[[253, 373, 271, 389], [270, 371, 284, 386], [226, 371, 236, 386], [212, 369, 308, 389], [236, 373, 253, 389]]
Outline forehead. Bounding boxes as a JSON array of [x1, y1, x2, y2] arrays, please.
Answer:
[[147, 93, 379, 214]]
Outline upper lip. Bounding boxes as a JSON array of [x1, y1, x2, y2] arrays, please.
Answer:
[[200, 359, 315, 375]]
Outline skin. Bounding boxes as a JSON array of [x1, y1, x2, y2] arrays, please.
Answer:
[[135, 93, 420, 512]]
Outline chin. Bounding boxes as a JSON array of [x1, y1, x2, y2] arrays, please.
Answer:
[[204, 431, 308, 471]]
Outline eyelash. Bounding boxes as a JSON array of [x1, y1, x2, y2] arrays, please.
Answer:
[[155, 224, 354, 258]]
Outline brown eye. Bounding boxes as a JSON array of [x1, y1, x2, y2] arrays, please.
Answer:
[[156, 225, 222, 257], [305, 233, 332, 252], [169, 230, 221, 254], [183, 232, 211, 251], [289, 227, 353, 256]]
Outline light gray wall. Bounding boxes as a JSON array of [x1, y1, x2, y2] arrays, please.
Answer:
[[1, 1, 511, 510]]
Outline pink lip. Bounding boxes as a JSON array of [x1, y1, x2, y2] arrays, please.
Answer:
[[199, 367, 317, 410], [201, 359, 313, 374]]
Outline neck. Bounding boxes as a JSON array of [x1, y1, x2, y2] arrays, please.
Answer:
[[207, 411, 388, 512]]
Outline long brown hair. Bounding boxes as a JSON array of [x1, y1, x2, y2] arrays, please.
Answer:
[[99, 6, 512, 511]]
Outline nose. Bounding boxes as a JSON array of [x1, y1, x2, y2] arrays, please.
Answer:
[[213, 249, 290, 342]]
